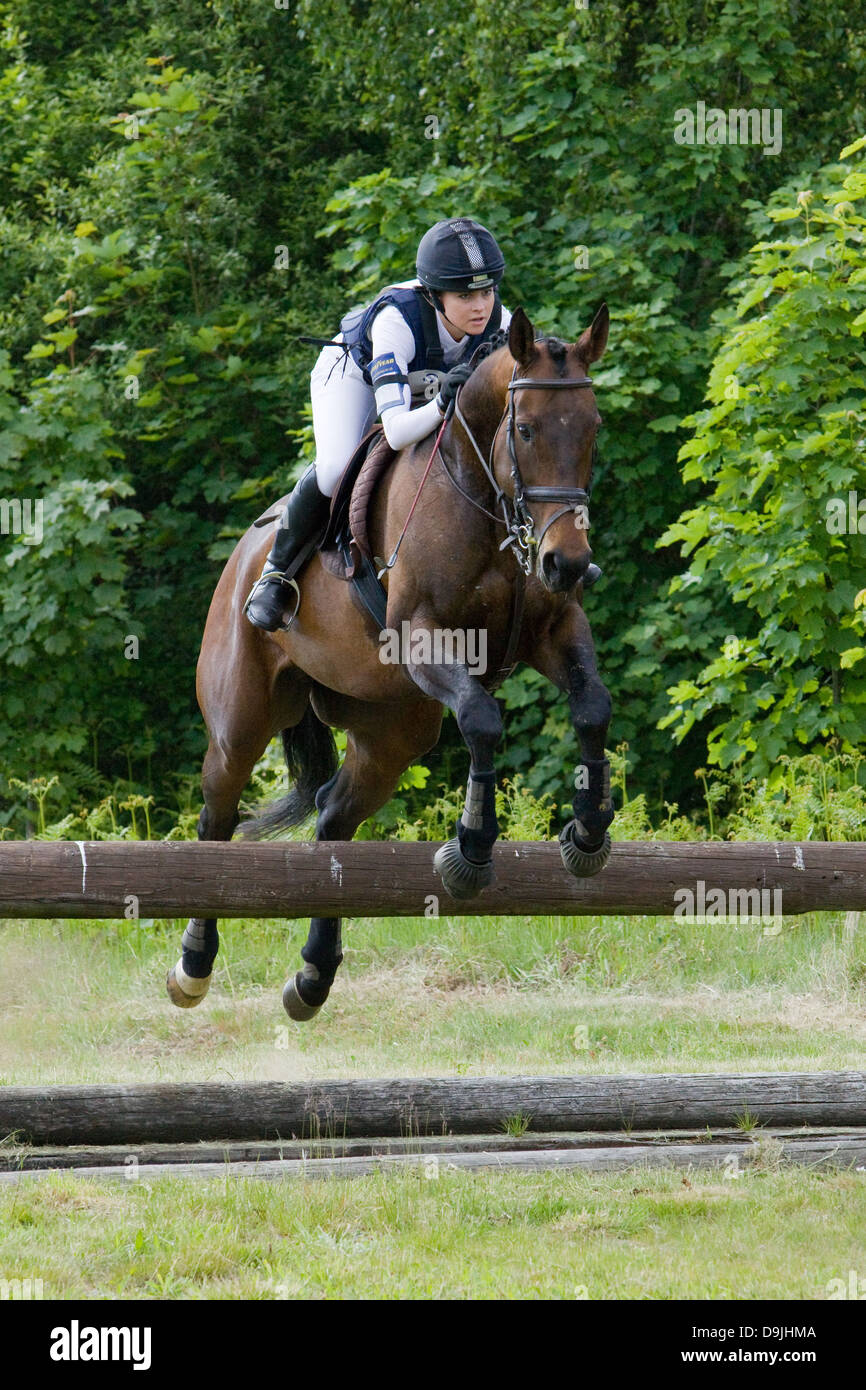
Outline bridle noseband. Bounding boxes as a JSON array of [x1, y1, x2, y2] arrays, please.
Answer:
[[452, 363, 596, 575]]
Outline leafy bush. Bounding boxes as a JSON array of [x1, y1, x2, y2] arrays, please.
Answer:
[[659, 138, 866, 776]]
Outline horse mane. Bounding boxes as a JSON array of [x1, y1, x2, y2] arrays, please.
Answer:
[[538, 335, 572, 378], [467, 329, 582, 389]]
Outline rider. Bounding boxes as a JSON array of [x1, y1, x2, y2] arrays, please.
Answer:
[[245, 216, 600, 631]]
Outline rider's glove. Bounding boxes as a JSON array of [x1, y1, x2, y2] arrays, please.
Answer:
[[436, 361, 473, 414]]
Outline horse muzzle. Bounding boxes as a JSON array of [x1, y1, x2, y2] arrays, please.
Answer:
[[539, 547, 593, 594]]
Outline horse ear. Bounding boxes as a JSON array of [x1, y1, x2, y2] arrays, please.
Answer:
[[576, 301, 609, 365], [508, 306, 537, 367]]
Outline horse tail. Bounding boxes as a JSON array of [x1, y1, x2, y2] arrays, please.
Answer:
[[238, 703, 338, 839]]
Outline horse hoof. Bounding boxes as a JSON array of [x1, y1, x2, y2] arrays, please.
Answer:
[[166, 962, 211, 1009], [283, 973, 323, 1023], [433, 838, 494, 899], [559, 823, 612, 878]]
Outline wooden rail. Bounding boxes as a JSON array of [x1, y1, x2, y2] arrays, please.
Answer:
[[0, 839, 863, 918], [3, 1072, 865, 1145]]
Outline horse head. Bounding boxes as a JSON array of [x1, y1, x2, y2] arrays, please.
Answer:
[[464, 303, 608, 594]]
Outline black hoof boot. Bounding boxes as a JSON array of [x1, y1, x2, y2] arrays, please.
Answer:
[[433, 838, 494, 899], [559, 820, 612, 878], [283, 958, 335, 1022]]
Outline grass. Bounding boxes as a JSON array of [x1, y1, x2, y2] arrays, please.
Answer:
[[1, 905, 865, 1298], [1, 906, 864, 1085], [0, 1166, 864, 1299], [1, 762, 864, 1297], [501, 1112, 532, 1137]]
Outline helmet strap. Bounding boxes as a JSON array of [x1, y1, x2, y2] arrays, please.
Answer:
[[423, 286, 463, 336], [421, 287, 446, 315]]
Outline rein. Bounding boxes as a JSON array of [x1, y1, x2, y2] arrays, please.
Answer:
[[376, 407, 452, 579], [375, 358, 597, 681]]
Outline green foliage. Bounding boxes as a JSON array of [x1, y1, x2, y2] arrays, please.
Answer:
[[659, 140, 866, 776], [716, 745, 866, 842], [318, 0, 866, 808], [20, 745, 860, 846], [0, 10, 374, 824], [1, 0, 864, 832]]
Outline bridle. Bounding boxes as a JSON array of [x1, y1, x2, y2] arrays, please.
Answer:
[[450, 363, 596, 576]]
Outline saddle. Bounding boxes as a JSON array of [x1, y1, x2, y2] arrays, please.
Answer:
[[319, 427, 394, 628], [253, 427, 394, 629]]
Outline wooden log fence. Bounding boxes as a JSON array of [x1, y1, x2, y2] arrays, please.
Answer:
[[0, 839, 863, 919], [2, 1072, 865, 1146]]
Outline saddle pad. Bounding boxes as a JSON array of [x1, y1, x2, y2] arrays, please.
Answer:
[[320, 426, 394, 553], [348, 433, 397, 562]]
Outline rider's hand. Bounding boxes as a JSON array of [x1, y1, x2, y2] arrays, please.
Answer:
[[436, 361, 473, 414]]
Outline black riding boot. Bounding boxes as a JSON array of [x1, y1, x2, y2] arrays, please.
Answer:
[[244, 465, 331, 631]]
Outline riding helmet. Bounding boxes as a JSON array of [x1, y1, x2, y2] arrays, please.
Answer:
[[416, 218, 505, 295]]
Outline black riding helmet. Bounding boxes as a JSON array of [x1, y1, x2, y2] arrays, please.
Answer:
[[416, 218, 505, 312]]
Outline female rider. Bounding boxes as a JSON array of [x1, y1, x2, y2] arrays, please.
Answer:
[[245, 217, 599, 630]]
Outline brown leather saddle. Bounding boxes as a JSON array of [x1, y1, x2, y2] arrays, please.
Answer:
[[253, 426, 395, 628]]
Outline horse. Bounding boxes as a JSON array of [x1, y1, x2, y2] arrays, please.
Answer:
[[166, 304, 615, 1020]]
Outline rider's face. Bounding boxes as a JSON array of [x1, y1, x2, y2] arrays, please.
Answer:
[[438, 287, 495, 340]]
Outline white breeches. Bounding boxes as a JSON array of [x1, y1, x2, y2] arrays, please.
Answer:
[[309, 345, 378, 498]]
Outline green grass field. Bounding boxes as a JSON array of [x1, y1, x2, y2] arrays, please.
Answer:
[[1, 903, 865, 1084], [1, 899, 865, 1298], [1, 1166, 864, 1300]]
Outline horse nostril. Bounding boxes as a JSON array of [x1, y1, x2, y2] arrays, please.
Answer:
[[541, 551, 559, 586]]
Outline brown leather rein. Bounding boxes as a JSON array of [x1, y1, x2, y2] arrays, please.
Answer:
[[378, 361, 597, 682]]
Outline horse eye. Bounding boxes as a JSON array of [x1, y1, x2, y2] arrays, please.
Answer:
[[517, 423, 532, 442]]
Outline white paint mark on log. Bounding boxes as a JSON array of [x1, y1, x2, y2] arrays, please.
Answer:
[[330, 855, 343, 885], [793, 846, 805, 871], [75, 842, 87, 894]]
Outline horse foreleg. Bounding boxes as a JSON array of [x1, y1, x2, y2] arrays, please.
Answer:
[[529, 603, 614, 877], [405, 649, 504, 900]]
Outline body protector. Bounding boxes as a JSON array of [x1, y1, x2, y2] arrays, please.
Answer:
[[340, 284, 503, 405]]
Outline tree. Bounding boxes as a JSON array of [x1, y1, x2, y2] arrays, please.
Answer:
[[659, 137, 866, 776]]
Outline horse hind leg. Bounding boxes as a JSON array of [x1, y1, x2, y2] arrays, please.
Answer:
[[280, 770, 345, 1022], [166, 739, 261, 1009], [165, 803, 233, 1008], [283, 702, 441, 1022]]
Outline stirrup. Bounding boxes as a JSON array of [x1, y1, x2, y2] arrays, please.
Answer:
[[244, 572, 301, 631], [276, 576, 301, 631]]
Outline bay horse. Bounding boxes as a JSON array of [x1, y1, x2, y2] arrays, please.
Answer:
[[167, 305, 615, 1020]]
